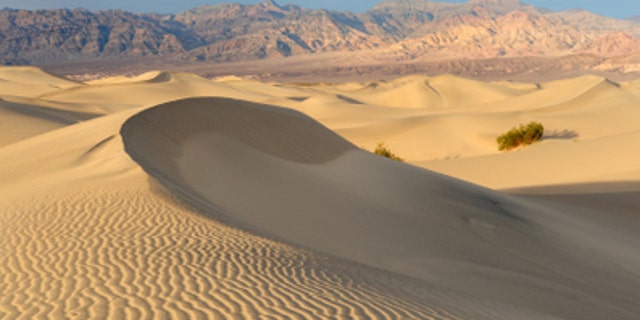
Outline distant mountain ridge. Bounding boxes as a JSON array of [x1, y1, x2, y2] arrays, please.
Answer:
[[0, 8, 202, 64], [1, 0, 640, 71]]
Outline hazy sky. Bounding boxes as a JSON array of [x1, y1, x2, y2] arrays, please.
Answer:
[[0, 0, 638, 19]]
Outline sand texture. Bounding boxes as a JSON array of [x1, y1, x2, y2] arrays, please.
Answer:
[[1, 66, 640, 319]]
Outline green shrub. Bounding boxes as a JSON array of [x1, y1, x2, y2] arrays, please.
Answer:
[[374, 142, 404, 162], [497, 121, 544, 151]]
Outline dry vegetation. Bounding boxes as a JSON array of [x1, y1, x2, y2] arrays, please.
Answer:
[[497, 121, 545, 151], [374, 142, 404, 162]]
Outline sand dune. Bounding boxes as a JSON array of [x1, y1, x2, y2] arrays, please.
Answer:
[[0, 103, 441, 320], [342, 75, 530, 110], [0, 66, 81, 98], [2, 66, 640, 319], [355, 76, 445, 109], [267, 74, 640, 184], [0, 100, 78, 147], [39, 72, 271, 114], [0, 68, 99, 147], [119, 97, 640, 319], [423, 131, 640, 190]]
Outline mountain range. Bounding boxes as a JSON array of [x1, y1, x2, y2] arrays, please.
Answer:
[[2, 0, 640, 77]]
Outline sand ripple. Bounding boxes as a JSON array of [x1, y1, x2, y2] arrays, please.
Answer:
[[0, 183, 446, 319]]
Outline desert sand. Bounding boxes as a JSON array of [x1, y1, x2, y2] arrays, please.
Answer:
[[1, 66, 639, 319]]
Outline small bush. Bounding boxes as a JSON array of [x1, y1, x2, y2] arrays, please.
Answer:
[[497, 121, 544, 151], [374, 142, 404, 162]]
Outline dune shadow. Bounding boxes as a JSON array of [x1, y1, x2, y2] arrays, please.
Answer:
[[544, 129, 579, 140], [287, 96, 310, 102], [336, 94, 364, 105]]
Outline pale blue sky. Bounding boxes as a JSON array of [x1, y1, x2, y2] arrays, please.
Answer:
[[0, 0, 638, 19]]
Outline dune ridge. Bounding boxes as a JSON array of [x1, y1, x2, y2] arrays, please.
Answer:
[[121, 97, 640, 319]]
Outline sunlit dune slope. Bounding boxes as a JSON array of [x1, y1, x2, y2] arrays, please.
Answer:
[[0, 66, 81, 97]]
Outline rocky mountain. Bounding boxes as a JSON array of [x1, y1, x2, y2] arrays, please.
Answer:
[[1, 0, 640, 71], [0, 8, 204, 64], [383, 9, 591, 60], [175, 0, 392, 61]]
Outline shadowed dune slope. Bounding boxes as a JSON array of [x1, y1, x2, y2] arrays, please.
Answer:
[[122, 97, 640, 319]]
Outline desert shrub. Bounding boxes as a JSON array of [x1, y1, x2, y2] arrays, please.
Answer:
[[374, 142, 404, 162], [497, 121, 544, 151]]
